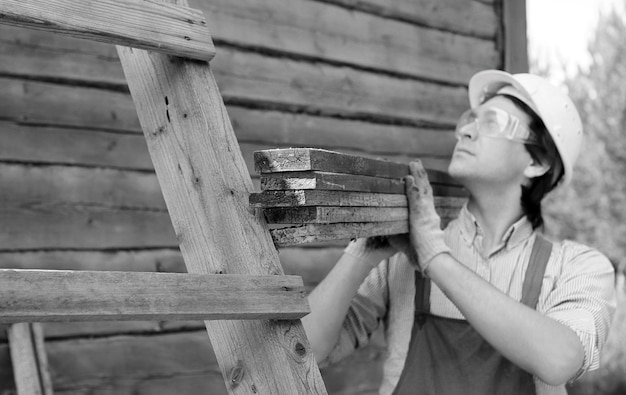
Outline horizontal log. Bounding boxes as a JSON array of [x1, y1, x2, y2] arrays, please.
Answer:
[[263, 207, 408, 224], [0, 270, 308, 322], [0, 163, 164, 209], [0, 47, 468, 128], [271, 221, 409, 247], [0, 0, 215, 61], [0, 200, 176, 250], [316, 0, 497, 38], [0, 119, 454, 175], [196, 0, 497, 83], [0, 330, 385, 394], [261, 171, 405, 194], [250, 190, 408, 208]]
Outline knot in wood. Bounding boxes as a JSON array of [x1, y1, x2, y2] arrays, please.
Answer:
[[228, 360, 245, 388], [294, 342, 306, 356]]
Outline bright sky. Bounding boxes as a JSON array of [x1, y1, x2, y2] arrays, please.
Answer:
[[526, 0, 625, 81]]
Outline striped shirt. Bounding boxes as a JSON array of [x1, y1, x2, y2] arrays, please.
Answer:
[[325, 205, 616, 395]]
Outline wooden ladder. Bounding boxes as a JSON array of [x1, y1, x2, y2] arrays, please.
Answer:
[[0, 0, 327, 393]]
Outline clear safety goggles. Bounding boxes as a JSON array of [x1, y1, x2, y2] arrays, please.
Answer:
[[454, 107, 540, 145]]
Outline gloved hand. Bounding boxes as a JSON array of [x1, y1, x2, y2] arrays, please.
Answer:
[[400, 160, 451, 273], [343, 236, 398, 269]]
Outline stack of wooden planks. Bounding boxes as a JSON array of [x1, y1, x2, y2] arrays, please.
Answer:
[[251, 148, 467, 247]]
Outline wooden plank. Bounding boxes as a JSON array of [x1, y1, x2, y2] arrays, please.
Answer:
[[503, 0, 528, 73], [116, 0, 328, 390], [270, 201, 462, 247], [263, 207, 408, 224], [255, 148, 409, 178], [314, 0, 497, 38], [250, 190, 408, 208], [261, 171, 405, 194], [260, 171, 466, 196], [254, 148, 457, 184], [195, 0, 498, 83], [7, 323, 53, 395], [0, 270, 308, 322], [0, 0, 215, 61], [271, 221, 409, 247]]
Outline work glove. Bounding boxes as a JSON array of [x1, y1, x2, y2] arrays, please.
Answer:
[[396, 160, 451, 273], [343, 236, 397, 269]]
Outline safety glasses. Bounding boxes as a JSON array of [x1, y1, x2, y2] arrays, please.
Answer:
[[454, 107, 540, 145]]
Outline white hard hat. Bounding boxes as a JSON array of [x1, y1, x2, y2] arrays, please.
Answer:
[[468, 70, 583, 187]]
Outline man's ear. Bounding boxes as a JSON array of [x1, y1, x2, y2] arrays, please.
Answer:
[[523, 158, 550, 179]]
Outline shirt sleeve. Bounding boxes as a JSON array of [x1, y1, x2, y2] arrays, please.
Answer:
[[321, 257, 390, 366], [541, 241, 616, 381]]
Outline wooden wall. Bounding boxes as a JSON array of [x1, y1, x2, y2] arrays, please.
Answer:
[[0, 0, 507, 392]]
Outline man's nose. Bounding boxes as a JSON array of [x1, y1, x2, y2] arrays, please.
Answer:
[[456, 123, 478, 141]]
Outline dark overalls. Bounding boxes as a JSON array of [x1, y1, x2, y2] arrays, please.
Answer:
[[392, 235, 553, 395]]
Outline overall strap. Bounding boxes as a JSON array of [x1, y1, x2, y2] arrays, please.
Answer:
[[520, 234, 553, 309], [413, 271, 431, 325]]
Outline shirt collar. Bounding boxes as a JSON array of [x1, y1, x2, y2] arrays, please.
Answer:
[[457, 203, 534, 251]]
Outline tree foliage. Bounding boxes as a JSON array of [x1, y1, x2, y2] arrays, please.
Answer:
[[531, 5, 626, 395], [539, 7, 626, 269]]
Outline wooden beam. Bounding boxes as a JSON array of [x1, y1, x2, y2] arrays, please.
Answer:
[[263, 207, 408, 224], [7, 323, 54, 395], [261, 171, 405, 194], [260, 171, 467, 196], [0, 270, 308, 323], [0, 0, 215, 61], [250, 190, 409, 208], [116, 0, 328, 392], [269, 199, 463, 246], [271, 221, 409, 247], [254, 148, 455, 184], [502, 0, 529, 72]]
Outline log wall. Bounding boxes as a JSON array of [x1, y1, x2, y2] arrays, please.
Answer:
[[0, 0, 509, 392]]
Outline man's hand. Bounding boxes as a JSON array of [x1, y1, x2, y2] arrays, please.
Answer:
[[400, 161, 451, 272]]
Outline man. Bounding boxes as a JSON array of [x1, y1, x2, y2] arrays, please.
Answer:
[[301, 70, 616, 394]]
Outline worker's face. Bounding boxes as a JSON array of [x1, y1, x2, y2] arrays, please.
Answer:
[[448, 96, 534, 189]]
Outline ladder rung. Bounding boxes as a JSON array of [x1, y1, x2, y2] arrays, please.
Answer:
[[0, 0, 215, 61], [0, 270, 309, 322]]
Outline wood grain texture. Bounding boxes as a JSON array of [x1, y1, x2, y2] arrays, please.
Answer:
[[194, 0, 498, 83], [0, 270, 308, 322], [270, 198, 463, 246], [254, 148, 457, 184], [255, 148, 408, 178], [261, 171, 405, 194], [7, 323, 53, 395], [0, 47, 467, 128], [116, 3, 328, 390], [0, 200, 176, 250], [263, 206, 409, 224], [271, 221, 409, 247], [250, 190, 408, 208], [314, 0, 497, 38], [0, 0, 215, 61], [1, 331, 385, 395]]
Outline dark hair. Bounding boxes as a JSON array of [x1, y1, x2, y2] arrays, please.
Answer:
[[498, 94, 564, 230]]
